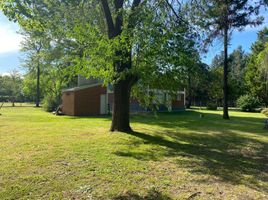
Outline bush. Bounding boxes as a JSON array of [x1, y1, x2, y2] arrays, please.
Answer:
[[236, 94, 261, 112], [207, 102, 217, 110], [0, 96, 9, 102], [261, 108, 268, 117], [42, 95, 60, 112]]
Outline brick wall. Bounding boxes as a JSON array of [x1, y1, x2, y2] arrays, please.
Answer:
[[62, 85, 107, 116], [62, 86, 185, 116], [62, 92, 75, 116], [74, 85, 106, 116]]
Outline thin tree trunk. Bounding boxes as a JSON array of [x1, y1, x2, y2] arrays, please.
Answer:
[[223, 26, 229, 119], [186, 75, 192, 109], [36, 62, 40, 107]]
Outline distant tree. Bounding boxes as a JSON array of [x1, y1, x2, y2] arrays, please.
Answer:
[[210, 47, 247, 106], [245, 28, 268, 106], [208, 66, 223, 105], [1, 71, 23, 106], [184, 62, 209, 108], [191, 0, 267, 119], [228, 46, 247, 105], [229, 46, 247, 79], [21, 29, 50, 107], [0, 76, 4, 98]]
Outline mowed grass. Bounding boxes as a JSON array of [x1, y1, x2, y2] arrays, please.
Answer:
[[0, 107, 267, 200]]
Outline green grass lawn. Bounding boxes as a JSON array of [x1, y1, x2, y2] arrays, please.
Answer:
[[0, 107, 267, 199]]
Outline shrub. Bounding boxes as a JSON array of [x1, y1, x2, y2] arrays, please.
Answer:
[[42, 95, 60, 112], [207, 102, 217, 110], [236, 94, 261, 112], [261, 108, 268, 117], [0, 96, 9, 102]]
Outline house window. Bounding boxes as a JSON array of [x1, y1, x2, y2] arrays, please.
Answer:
[[177, 94, 181, 101], [157, 93, 163, 102]]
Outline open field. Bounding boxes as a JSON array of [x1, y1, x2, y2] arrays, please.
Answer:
[[0, 107, 267, 199]]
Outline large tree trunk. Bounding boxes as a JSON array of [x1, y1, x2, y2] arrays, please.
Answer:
[[223, 26, 230, 119], [36, 62, 40, 107], [101, 0, 141, 132], [110, 50, 137, 132], [110, 78, 132, 132]]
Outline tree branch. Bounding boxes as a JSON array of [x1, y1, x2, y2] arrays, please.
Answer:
[[164, 0, 182, 21], [100, 0, 115, 38], [132, 0, 141, 9], [114, 0, 124, 36], [126, 0, 141, 30], [114, 0, 124, 10]]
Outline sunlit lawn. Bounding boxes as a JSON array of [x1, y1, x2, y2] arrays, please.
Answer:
[[0, 106, 267, 199]]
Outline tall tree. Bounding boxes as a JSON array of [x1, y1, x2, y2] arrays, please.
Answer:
[[21, 30, 48, 107], [1, 0, 198, 132], [245, 27, 268, 106], [228, 46, 247, 105], [191, 0, 267, 119], [210, 47, 248, 106], [99, 0, 141, 132], [1, 71, 23, 106]]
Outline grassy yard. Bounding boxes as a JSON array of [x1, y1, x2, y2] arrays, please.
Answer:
[[0, 107, 267, 199]]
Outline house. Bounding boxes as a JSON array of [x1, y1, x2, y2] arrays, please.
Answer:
[[61, 76, 185, 116]]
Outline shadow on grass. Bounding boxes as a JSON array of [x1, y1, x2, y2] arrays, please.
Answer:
[[131, 110, 268, 135], [112, 189, 172, 200], [115, 111, 268, 192], [64, 115, 112, 120]]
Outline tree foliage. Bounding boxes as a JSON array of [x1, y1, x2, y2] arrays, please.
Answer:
[[237, 94, 261, 112], [1, 0, 202, 131], [189, 0, 266, 119], [0, 71, 24, 105], [245, 27, 268, 106], [209, 46, 248, 106]]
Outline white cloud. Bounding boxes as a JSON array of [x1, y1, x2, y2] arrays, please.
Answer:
[[0, 23, 23, 54], [0, 72, 11, 76]]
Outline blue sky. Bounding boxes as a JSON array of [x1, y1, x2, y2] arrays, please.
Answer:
[[0, 9, 267, 74], [0, 12, 23, 74]]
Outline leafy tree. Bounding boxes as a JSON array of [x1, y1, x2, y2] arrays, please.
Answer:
[[1, 0, 199, 132], [228, 46, 247, 105], [245, 27, 268, 105], [208, 66, 223, 105], [184, 62, 210, 108], [190, 0, 267, 119], [237, 94, 261, 112], [21, 29, 50, 107], [209, 47, 248, 106], [0, 71, 23, 106], [22, 73, 41, 102]]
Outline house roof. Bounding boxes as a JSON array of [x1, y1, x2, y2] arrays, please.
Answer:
[[62, 83, 103, 93]]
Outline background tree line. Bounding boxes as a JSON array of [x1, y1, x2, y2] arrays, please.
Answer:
[[2, 27, 267, 112], [185, 27, 268, 111]]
